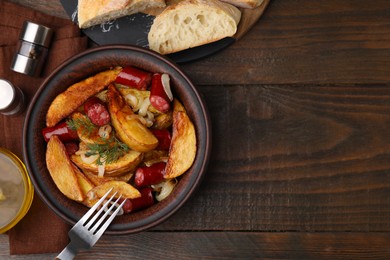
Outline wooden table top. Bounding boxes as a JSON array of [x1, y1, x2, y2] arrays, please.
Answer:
[[2, 0, 390, 259]]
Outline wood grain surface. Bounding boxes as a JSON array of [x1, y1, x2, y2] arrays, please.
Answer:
[[2, 232, 390, 259], [2, 0, 390, 258], [152, 84, 390, 232], [182, 0, 390, 85], [235, 0, 271, 39]]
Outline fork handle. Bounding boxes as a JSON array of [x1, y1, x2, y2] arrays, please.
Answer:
[[56, 243, 78, 260]]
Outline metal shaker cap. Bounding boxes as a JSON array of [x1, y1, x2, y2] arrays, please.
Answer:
[[10, 21, 54, 76], [20, 21, 53, 47]]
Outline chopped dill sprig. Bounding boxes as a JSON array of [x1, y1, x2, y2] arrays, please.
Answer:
[[67, 116, 97, 136], [85, 136, 130, 165]]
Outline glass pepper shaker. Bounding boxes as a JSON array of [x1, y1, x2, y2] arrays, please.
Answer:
[[10, 21, 53, 77]]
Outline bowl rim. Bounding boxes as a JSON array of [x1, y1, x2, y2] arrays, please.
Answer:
[[23, 44, 212, 234], [0, 147, 34, 233]]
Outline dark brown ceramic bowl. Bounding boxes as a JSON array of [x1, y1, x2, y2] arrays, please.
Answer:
[[23, 45, 211, 234]]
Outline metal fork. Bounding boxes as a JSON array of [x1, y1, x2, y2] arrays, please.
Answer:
[[56, 188, 126, 260]]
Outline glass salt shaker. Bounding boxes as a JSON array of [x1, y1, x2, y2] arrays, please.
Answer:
[[10, 21, 53, 77]]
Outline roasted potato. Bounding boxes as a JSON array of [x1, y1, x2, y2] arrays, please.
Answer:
[[46, 67, 122, 127], [71, 150, 143, 177], [46, 135, 84, 201], [107, 84, 158, 152], [83, 170, 133, 186], [164, 99, 197, 179], [73, 166, 95, 196], [143, 150, 169, 166], [71, 112, 105, 144], [153, 111, 173, 130], [84, 180, 141, 207]]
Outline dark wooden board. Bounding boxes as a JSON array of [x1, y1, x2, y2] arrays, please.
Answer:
[[59, 0, 270, 63]]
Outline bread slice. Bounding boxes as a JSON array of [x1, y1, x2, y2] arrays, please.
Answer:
[[148, 0, 241, 55], [78, 0, 166, 29], [219, 0, 264, 9]]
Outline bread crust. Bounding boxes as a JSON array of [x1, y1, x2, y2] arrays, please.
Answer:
[[148, 0, 241, 54], [78, 0, 166, 29], [219, 0, 264, 9]]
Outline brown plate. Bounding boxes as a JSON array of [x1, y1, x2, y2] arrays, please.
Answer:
[[60, 0, 270, 63], [23, 45, 212, 234]]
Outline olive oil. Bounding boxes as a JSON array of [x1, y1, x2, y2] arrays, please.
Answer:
[[0, 148, 33, 233]]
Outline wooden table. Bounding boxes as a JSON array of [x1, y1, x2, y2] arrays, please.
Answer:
[[2, 0, 390, 258]]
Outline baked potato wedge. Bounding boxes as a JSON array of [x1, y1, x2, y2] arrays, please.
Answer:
[[73, 166, 95, 196], [46, 67, 122, 127], [71, 150, 143, 177], [84, 180, 141, 207], [83, 170, 133, 186], [46, 135, 84, 201], [153, 111, 173, 130], [164, 99, 197, 179], [107, 84, 158, 152], [70, 112, 102, 143]]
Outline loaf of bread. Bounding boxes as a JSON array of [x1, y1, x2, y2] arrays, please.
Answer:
[[148, 0, 241, 55], [78, 0, 166, 29], [219, 0, 264, 9]]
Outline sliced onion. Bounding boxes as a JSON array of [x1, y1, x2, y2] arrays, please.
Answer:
[[126, 114, 140, 121], [75, 150, 86, 156], [81, 153, 99, 164], [146, 111, 154, 121], [137, 116, 148, 126], [97, 161, 106, 178], [154, 179, 176, 202], [125, 93, 138, 109], [134, 96, 144, 112], [103, 200, 124, 216], [144, 156, 169, 167], [145, 119, 154, 128], [80, 142, 88, 150], [161, 73, 173, 101], [87, 191, 96, 201], [98, 125, 112, 139], [138, 97, 150, 117], [126, 114, 146, 125]]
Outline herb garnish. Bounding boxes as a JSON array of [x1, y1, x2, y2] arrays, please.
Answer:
[[67, 116, 97, 136], [85, 136, 130, 165], [67, 116, 129, 165]]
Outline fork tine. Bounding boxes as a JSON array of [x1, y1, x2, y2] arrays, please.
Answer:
[[84, 191, 118, 230], [89, 195, 122, 234], [78, 187, 114, 225], [56, 188, 124, 260], [94, 198, 127, 238]]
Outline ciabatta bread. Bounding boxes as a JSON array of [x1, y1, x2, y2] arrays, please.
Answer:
[[78, 0, 166, 29], [148, 0, 241, 54], [143, 0, 183, 16], [219, 0, 264, 9]]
